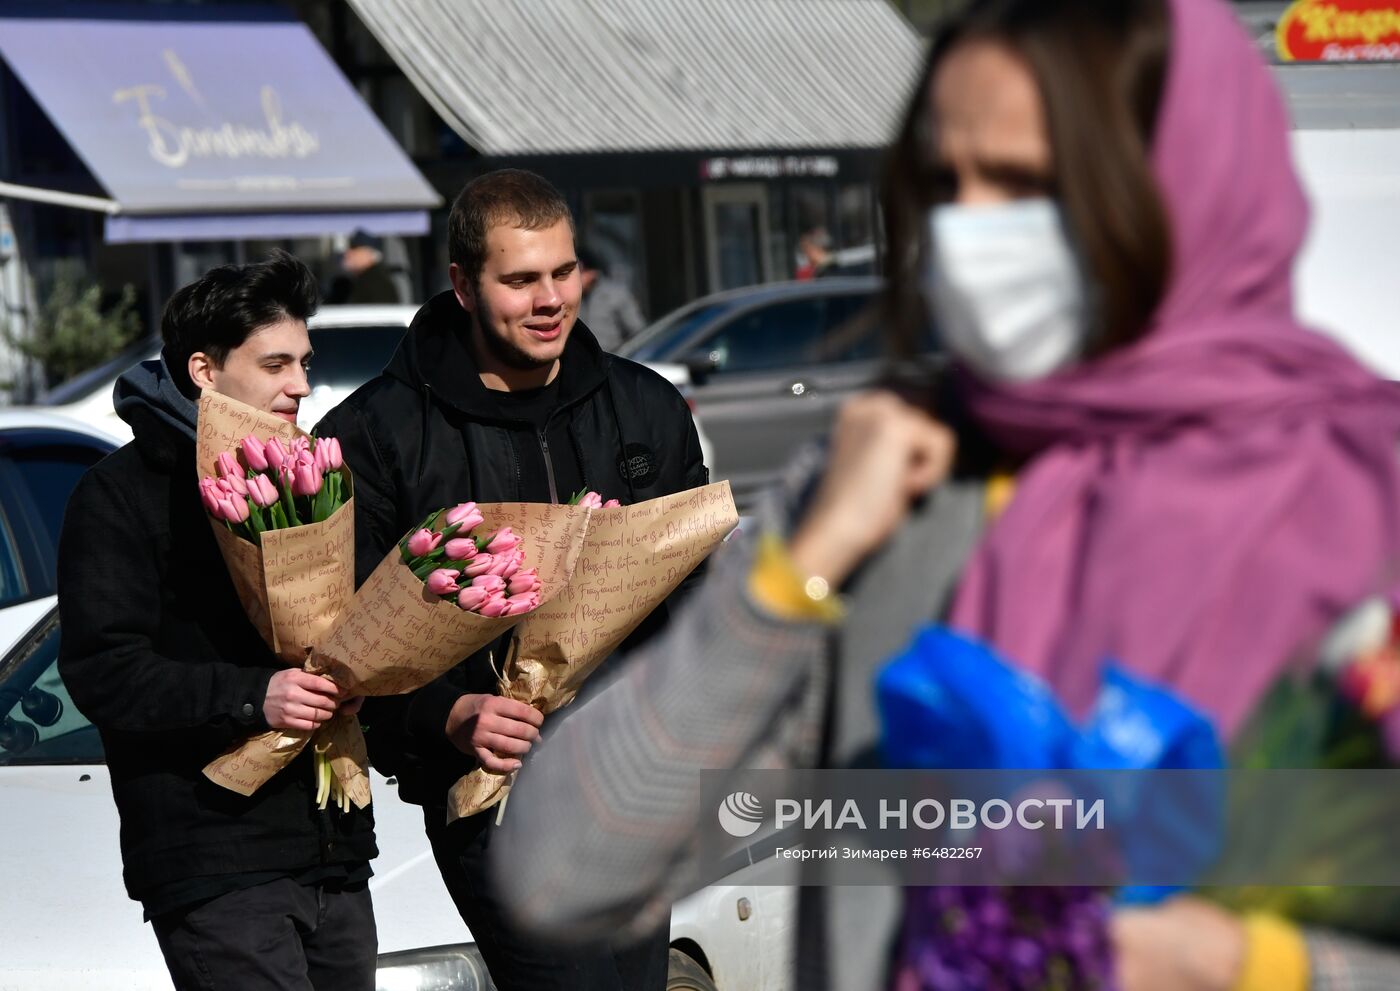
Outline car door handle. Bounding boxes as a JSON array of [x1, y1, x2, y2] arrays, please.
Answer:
[[788, 381, 811, 397]]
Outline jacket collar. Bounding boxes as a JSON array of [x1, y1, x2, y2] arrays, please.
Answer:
[[385, 291, 612, 423]]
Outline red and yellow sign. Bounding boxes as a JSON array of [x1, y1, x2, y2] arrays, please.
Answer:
[[1277, 0, 1400, 61]]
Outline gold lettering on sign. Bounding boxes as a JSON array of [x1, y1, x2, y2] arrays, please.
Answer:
[[113, 50, 320, 169]]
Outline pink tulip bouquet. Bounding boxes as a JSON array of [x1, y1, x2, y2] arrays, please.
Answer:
[[199, 433, 347, 540], [400, 503, 542, 618], [194, 393, 597, 814]]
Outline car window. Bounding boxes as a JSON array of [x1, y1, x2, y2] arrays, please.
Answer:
[[0, 613, 102, 765], [306, 325, 406, 392], [697, 293, 879, 374], [0, 506, 24, 606], [0, 435, 110, 609], [624, 302, 732, 362], [10, 443, 105, 554]]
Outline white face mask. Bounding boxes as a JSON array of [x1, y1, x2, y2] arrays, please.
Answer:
[[923, 198, 1089, 382]]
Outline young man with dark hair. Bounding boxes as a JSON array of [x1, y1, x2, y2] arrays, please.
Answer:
[[319, 169, 705, 991], [57, 250, 378, 991]]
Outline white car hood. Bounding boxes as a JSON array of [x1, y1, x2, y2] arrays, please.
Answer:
[[0, 765, 470, 990]]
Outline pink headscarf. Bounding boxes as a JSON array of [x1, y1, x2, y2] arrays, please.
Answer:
[[947, 0, 1400, 738]]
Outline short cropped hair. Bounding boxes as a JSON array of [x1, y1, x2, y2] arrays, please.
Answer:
[[447, 169, 574, 290]]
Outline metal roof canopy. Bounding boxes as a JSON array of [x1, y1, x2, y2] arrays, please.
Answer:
[[345, 0, 926, 156]]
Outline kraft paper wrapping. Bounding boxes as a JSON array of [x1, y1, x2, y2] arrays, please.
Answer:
[[197, 393, 364, 801], [446, 481, 739, 822], [199, 399, 594, 806]]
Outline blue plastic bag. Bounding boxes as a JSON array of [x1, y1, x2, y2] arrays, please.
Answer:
[[875, 624, 1225, 902]]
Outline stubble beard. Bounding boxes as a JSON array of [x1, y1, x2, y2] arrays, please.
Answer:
[[471, 292, 557, 371]]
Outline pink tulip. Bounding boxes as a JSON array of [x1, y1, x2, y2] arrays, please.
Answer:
[[215, 451, 240, 479], [406, 529, 443, 557], [199, 478, 223, 515], [463, 554, 494, 578], [577, 491, 603, 509], [478, 594, 512, 618], [290, 435, 311, 458], [444, 502, 484, 530], [457, 586, 489, 612], [313, 437, 344, 473], [507, 569, 540, 595], [263, 437, 289, 469], [471, 574, 506, 593], [603, 499, 621, 509], [248, 474, 279, 508], [292, 462, 322, 498], [484, 528, 521, 555], [425, 568, 461, 596], [241, 435, 269, 471], [223, 472, 249, 497], [487, 547, 524, 579], [217, 495, 249, 524], [503, 595, 537, 617], [444, 538, 478, 562]]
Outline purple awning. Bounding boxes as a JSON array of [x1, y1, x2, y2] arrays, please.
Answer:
[[0, 5, 439, 240]]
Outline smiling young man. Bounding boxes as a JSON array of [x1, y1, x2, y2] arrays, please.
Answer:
[[57, 251, 378, 991], [319, 170, 706, 991]]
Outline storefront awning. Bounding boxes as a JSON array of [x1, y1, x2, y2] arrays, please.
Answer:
[[344, 0, 925, 156], [0, 4, 440, 242]]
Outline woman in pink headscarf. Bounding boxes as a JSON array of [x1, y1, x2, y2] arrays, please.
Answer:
[[796, 0, 1400, 986], [493, 0, 1400, 987]]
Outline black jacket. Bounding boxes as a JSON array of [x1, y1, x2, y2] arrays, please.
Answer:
[[316, 291, 708, 806], [56, 399, 377, 902]]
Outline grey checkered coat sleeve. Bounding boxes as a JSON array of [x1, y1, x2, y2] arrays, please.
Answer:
[[491, 454, 832, 941]]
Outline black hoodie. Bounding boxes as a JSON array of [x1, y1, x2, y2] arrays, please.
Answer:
[[316, 291, 708, 807], [57, 360, 376, 908]]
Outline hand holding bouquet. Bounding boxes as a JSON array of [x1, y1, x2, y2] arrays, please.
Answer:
[[194, 393, 590, 812]]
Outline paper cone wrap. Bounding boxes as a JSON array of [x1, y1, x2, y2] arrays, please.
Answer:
[[199, 409, 593, 807], [446, 481, 738, 821]]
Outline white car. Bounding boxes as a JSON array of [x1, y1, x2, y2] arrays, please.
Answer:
[[39, 303, 717, 470], [0, 408, 775, 991]]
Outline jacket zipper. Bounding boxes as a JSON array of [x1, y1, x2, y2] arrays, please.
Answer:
[[538, 430, 560, 503]]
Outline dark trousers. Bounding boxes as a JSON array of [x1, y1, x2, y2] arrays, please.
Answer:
[[425, 807, 670, 991], [151, 878, 377, 991]]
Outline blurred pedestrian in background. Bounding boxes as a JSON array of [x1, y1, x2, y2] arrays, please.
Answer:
[[795, 225, 836, 280], [578, 244, 646, 352], [327, 230, 402, 305], [491, 0, 1400, 988]]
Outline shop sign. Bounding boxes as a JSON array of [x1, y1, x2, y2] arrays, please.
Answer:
[[701, 156, 840, 180], [1277, 0, 1400, 62]]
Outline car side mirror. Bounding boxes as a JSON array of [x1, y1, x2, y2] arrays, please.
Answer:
[[22, 688, 63, 727], [0, 716, 37, 754], [684, 349, 718, 385]]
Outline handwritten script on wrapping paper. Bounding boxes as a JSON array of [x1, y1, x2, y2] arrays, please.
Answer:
[[311, 501, 591, 696], [514, 481, 739, 704], [260, 502, 354, 661], [202, 711, 370, 806], [447, 481, 738, 821], [196, 391, 301, 479]]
